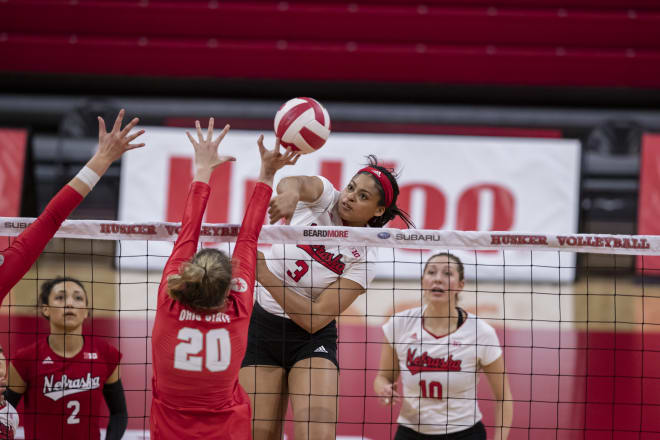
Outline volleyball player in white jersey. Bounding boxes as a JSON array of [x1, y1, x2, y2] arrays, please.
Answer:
[[240, 155, 413, 440], [374, 253, 513, 440]]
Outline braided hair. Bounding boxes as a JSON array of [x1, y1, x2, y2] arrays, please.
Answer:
[[358, 155, 414, 228]]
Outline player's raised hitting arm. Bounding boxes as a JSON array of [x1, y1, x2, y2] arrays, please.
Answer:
[[230, 137, 301, 316], [0, 109, 144, 299], [267, 175, 324, 224]]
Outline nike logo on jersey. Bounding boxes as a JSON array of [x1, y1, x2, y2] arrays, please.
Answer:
[[297, 245, 345, 275], [42, 356, 54, 365], [406, 349, 462, 375], [42, 373, 101, 401], [314, 346, 329, 353]]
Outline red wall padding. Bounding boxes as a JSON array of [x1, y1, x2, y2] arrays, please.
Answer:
[[1, 1, 659, 88]]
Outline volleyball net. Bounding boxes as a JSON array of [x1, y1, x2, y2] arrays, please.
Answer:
[[1, 218, 659, 439]]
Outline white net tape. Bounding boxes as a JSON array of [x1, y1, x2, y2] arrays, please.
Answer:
[[0, 217, 656, 255]]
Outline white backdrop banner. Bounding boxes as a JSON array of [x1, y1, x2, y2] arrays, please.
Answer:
[[118, 128, 581, 281]]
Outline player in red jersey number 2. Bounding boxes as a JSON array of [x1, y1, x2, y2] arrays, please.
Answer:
[[7, 277, 125, 440], [150, 120, 299, 439]]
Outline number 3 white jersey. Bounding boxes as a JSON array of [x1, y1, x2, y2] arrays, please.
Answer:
[[256, 176, 377, 318], [382, 306, 502, 435]]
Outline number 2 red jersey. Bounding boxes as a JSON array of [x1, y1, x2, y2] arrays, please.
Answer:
[[11, 335, 121, 440], [150, 181, 272, 439]]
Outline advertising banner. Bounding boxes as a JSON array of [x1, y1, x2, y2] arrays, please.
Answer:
[[119, 128, 581, 281]]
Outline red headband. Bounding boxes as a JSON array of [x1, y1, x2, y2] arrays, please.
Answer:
[[359, 166, 394, 207]]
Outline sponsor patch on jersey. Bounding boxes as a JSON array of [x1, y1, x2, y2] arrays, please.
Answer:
[[231, 277, 248, 293]]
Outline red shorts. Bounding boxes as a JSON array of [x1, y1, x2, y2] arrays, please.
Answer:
[[150, 396, 252, 440]]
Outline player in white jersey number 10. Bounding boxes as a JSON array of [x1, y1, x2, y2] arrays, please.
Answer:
[[375, 253, 514, 440]]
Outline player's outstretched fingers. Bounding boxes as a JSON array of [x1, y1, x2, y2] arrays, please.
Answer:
[[215, 124, 230, 145], [282, 148, 300, 166], [97, 116, 107, 136], [206, 117, 214, 141], [126, 143, 146, 151], [112, 109, 126, 133], [215, 155, 236, 165], [186, 131, 196, 146], [257, 134, 266, 156], [195, 120, 204, 142], [120, 117, 140, 138], [126, 129, 145, 145]]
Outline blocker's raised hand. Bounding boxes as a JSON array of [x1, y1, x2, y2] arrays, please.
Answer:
[[97, 109, 145, 163], [186, 118, 235, 172]]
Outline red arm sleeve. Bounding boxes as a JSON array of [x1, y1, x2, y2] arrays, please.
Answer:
[[0, 185, 83, 300], [158, 181, 210, 307], [231, 182, 272, 314]]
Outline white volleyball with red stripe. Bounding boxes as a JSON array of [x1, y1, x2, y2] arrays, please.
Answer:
[[274, 97, 331, 154]]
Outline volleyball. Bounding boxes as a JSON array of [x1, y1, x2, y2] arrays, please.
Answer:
[[274, 97, 331, 154]]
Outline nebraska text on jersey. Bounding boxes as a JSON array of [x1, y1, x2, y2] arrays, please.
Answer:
[[407, 349, 462, 375], [297, 245, 345, 275], [43, 373, 101, 401]]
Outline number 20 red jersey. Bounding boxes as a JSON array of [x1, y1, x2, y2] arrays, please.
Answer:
[[150, 181, 271, 439]]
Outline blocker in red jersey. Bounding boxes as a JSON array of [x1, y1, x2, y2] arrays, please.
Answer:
[[274, 97, 331, 154]]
